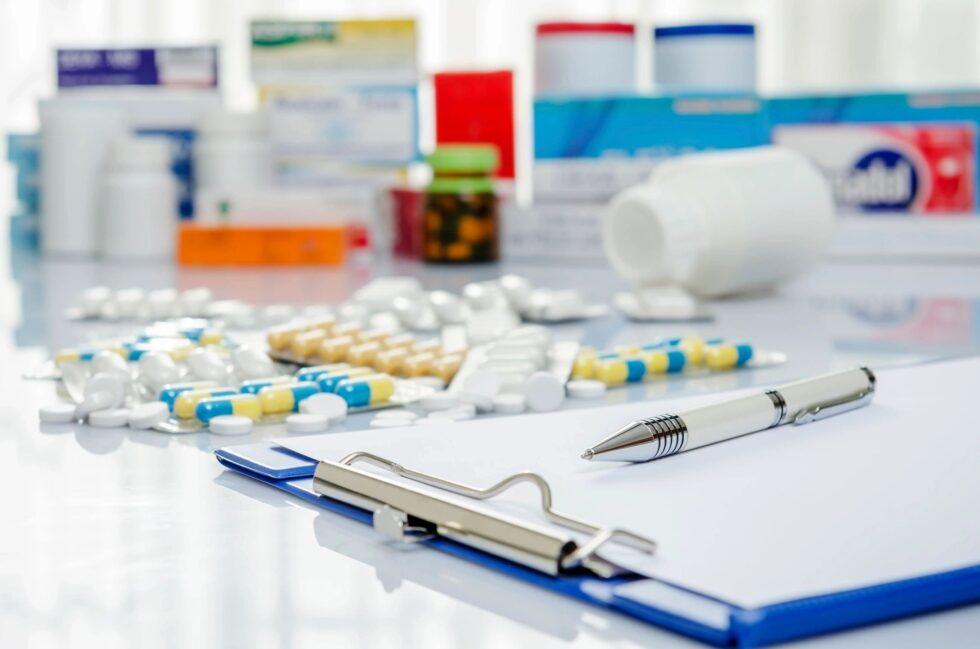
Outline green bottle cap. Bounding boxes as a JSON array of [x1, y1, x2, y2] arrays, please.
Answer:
[[426, 144, 499, 174]]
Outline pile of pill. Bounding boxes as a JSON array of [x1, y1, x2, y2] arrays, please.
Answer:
[[266, 318, 465, 385], [571, 335, 763, 387]]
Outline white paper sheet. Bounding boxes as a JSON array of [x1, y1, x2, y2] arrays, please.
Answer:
[[277, 357, 980, 609]]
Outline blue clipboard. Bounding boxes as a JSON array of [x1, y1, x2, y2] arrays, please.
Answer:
[[216, 442, 980, 647]]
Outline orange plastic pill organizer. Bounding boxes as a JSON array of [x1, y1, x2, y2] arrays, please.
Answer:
[[178, 224, 347, 266]]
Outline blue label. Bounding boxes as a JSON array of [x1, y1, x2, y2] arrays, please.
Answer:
[[848, 149, 919, 211]]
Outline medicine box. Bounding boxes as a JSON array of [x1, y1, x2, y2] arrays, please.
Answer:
[[533, 94, 769, 200], [769, 91, 980, 214], [57, 46, 218, 89]]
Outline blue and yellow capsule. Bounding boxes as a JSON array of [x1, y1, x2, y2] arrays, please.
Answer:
[[705, 343, 753, 370], [296, 363, 350, 383], [595, 357, 647, 386], [195, 394, 262, 423], [240, 375, 294, 394], [159, 380, 217, 410], [258, 381, 321, 414], [316, 367, 374, 393], [334, 373, 396, 407], [197, 329, 224, 346], [126, 340, 193, 361], [54, 346, 126, 364], [642, 348, 687, 374], [174, 387, 238, 419]]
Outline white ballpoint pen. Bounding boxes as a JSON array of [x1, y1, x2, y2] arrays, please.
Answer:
[[581, 367, 876, 463]]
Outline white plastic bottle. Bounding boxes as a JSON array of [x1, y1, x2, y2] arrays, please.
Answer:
[[193, 109, 273, 190], [99, 136, 178, 260], [602, 146, 835, 298]]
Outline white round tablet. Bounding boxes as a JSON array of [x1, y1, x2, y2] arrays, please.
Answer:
[[370, 416, 414, 428], [375, 409, 420, 421], [298, 392, 348, 424], [419, 391, 460, 412], [461, 369, 502, 398], [459, 391, 493, 413], [39, 402, 78, 424], [410, 376, 446, 390], [286, 413, 330, 434], [128, 401, 169, 429], [523, 372, 565, 412], [427, 403, 476, 421], [210, 415, 253, 435], [88, 408, 131, 428], [492, 393, 526, 414], [566, 379, 607, 400]]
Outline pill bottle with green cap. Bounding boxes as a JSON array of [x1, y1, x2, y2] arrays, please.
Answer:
[[423, 144, 499, 263]]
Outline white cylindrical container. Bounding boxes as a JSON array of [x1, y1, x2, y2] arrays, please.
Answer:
[[534, 22, 636, 96], [602, 146, 835, 297], [99, 137, 178, 260], [40, 100, 127, 255], [194, 109, 273, 190], [653, 23, 756, 93]]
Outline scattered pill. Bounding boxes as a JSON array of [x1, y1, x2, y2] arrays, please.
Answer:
[[296, 363, 350, 383], [195, 394, 262, 424], [462, 369, 502, 398], [209, 415, 253, 436], [704, 343, 753, 370], [258, 381, 321, 414], [335, 373, 396, 408], [492, 393, 526, 414], [419, 391, 460, 412], [299, 392, 349, 423], [523, 372, 565, 412], [459, 390, 494, 413], [286, 413, 331, 434], [595, 358, 646, 386], [174, 387, 238, 419], [566, 379, 607, 400], [409, 376, 446, 390], [139, 351, 180, 388], [88, 408, 131, 428], [316, 367, 373, 393], [187, 348, 229, 382], [39, 402, 78, 424], [232, 345, 276, 379], [159, 380, 217, 410], [370, 416, 414, 428], [240, 376, 293, 394], [76, 372, 128, 419], [128, 401, 170, 429], [375, 408, 420, 421], [642, 349, 687, 374]]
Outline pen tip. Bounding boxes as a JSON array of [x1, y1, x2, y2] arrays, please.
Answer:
[[580, 449, 594, 460]]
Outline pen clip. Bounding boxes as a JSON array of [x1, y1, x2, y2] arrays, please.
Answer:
[[792, 386, 875, 425]]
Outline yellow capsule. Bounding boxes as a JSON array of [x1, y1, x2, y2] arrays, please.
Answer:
[[571, 349, 598, 380], [347, 341, 382, 366], [375, 348, 409, 374], [679, 335, 706, 365], [595, 358, 647, 386], [431, 353, 464, 382], [382, 333, 416, 350], [318, 335, 355, 362], [356, 328, 390, 345], [305, 315, 337, 333], [402, 352, 436, 377], [267, 323, 304, 352], [332, 322, 361, 339], [411, 339, 443, 355], [174, 387, 238, 419], [198, 329, 224, 346], [291, 329, 329, 358]]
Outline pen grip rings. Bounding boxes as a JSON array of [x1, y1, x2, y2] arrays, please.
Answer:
[[638, 414, 688, 459]]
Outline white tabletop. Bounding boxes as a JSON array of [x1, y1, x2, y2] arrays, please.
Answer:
[[4, 249, 980, 648]]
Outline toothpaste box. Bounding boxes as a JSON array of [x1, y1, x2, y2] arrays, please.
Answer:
[[769, 91, 980, 214], [773, 123, 975, 213]]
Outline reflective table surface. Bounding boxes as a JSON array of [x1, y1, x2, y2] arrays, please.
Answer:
[[4, 246, 980, 648]]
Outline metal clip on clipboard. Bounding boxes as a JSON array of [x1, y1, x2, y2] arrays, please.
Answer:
[[312, 451, 657, 578]]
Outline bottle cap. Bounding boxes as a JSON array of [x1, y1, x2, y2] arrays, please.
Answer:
[[426, 144, 498, 174]]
